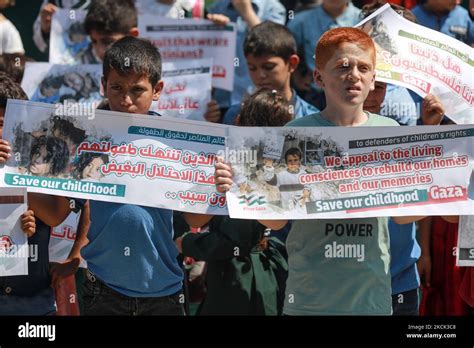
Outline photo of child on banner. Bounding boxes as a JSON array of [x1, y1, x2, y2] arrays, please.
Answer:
[[21, 62, 102, 105], [49, 8, 98, 64]]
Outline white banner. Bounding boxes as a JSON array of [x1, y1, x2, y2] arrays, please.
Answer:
[[356, 4, 474, 124], [21, 62, 102, 105], [50, 9, 98, 65], [457, 215, 474, 266], [0, 187, 28, 276], [226, 126, 474, 219], [0, 100, 227, 215], [138, 16, 236, 91], [154, 59, 212, 120]]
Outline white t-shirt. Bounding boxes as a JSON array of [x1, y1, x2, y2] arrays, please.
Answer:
[[0, 18, 25, 54]]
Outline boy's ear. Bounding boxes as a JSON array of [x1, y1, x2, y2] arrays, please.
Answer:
[[153, 80, 164, 101], [101, 76, 107, 97], [313, 69, 324, 88], [288, 54, 300, 73], [369, 71, 376, 91], [128, 27, 140, 37]]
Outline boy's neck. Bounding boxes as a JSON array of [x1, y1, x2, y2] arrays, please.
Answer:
[[322, 1, 349, 19], [320, 104, 368, 126], [282, 85, 293, 103]]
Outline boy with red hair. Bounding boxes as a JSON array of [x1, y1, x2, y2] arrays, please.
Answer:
[[215, 27, 426, 315]]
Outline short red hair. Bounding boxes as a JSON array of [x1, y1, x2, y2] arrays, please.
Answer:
[[315, 27, 376, 70]]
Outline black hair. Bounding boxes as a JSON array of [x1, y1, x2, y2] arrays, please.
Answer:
[[39, 75, 64, 94], [103, 36, 162, 86], [51, 116, 87, 146], [244, 21, 297, 60], [84, 0, 137, 35], [0, 72, 28, 108], [238, 88, 293, 127], [29, 136, 69, 176], [0, 54, 34, 84], [72, 152, 109, 180], [285, 147, 302, 162], [68, 21, 87, 40]]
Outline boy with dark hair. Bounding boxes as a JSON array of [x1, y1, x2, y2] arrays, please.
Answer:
[[223, 21, 318, 125], [0, 73, 84, 315], [83, 0, 139, 63], [215, 27, 426, 315], [54, 36, 184, 315]]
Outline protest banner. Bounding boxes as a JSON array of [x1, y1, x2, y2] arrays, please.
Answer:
[[0, 100, 227, 215], [0, 187, 28, 276], [49, 211, 86, 268], [356, 4, 473, 124], [225, 125, 474, 219], [154, 59, 212, 120], [21, 62, 102, 105], [49, 9, 98, 65], [138, 16, 236, 91], [458, 215, 474, 267]]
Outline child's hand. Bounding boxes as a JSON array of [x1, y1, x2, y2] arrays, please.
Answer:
[[0, 139, 12, 164], [207, 13, 230, 26], [40, 3, 57, 34], [215, 157, 233, 193], [421, 94, 444, 125], [21, 210, 36, 238], [204, 100, 221, 123], [417, 253, 432, 287]]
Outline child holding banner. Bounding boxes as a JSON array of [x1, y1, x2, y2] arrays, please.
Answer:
[[0, 72, 84, 315], [52, 37, 184, 315], [215, 27, 427, 315], [222, 21, 319, 125], [177, 88, 291, 315]]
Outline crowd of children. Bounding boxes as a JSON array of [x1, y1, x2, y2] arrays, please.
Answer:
[[0, 0, 473, 316]]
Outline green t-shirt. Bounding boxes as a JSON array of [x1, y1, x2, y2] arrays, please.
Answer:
[[283, 112, 398, 315]]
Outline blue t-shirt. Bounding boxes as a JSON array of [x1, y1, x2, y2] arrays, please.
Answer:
[[412, 5, 474, 45], [223, 90, 319, 125], [287, 2, 361, 73], [388, 219, 420, 295], [381, 84, 423, 126], [210, 0, 286, 107], [81, 201, 183, 297]]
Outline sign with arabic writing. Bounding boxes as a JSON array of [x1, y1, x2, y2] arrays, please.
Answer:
[[0, 100, 228, 214], [356, 4, 473, 124], [139, 16, 236, 91], [154, 59, 212, 120]]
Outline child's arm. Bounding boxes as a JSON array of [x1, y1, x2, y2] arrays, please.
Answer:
[[231, 0, 261, 28], [20, 210, 36, 238], [417, 217, 432, 287], [50, 200, 90, 288], [27, 193, 72, 227]]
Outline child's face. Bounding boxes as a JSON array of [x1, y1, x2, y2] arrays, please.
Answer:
[[64, 73, 84, 91], [82, 157, 104, 179], [103, 69, 163, 115], [286, 154, 301, 173], [426, 0, 457, 13], [30, 145, 51, 176], [363, 81, 387, 114], [246, 54, 296, 94], [89, 30, 126, 62], [314, 42, 375, 109]]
